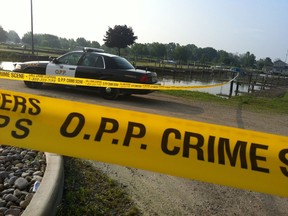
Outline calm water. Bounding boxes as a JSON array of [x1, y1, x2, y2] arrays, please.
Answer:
[[157, 73, 257, 97], [0, 61, 16, 71]]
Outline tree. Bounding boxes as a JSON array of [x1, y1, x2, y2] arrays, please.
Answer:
[[7, 30, 20, 43], [131, 43, 149, 58], [174, 45, 188, 64], [103, 25, 137, 56], [257, 57, 273, 70], [22, 32, 33, 46], [0, 26, 8, 42], [240, 51, 256, 68], [67, 39, 78, 50], [76, 37, 90, 47], [41, 34, 61, 48], [149, 42, 166, 59], [165, 42, 178, 60], [59, 38, 71, 49], [217, 50, 232, 65], [22, 32, 61, 48], [264, 57, 273, 67], [185, 44, 198, 62], [199, 47, 218, 63], [91, 41, 100, 48]]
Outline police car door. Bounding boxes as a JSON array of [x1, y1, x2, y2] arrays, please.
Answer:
[[46, 52, 82, 78], [76, 53, 104, 79]]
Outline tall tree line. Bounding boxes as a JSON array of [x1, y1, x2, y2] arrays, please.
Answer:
[[130, 42, 260, 68], [0, 25, 274, 69], [0, 26, 100, 50], [21, 32, 100, 50]]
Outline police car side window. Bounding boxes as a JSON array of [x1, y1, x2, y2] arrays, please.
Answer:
[[95, 56, 104, 68], [57, 52, 82, 65], [79, 54, 104, 68], [80, 53, 95, 67]]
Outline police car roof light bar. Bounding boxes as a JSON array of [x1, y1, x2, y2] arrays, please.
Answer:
[[83, 47, 105, 53]]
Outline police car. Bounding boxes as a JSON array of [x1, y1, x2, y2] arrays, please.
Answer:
[[14, 47, 158, 99]]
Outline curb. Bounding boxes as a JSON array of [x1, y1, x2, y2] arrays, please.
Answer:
[[22, 153, 64, 216]]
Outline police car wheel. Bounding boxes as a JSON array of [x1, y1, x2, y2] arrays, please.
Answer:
[[101, 87, 120, 100], [24, 81, 43, 89]]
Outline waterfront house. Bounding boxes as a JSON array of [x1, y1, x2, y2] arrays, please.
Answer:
[[273, 60, 288, 75]]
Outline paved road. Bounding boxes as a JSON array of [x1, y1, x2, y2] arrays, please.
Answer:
[[1, 79, 288, 216]]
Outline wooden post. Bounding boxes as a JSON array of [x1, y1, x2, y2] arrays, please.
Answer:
[[235, 82, 240, 96], [229, 81, 234, 98], [248, 73, 252, 93], [252, 81, 255, 92]]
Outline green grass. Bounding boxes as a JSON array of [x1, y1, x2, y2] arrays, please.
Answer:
[[230, 92, 288, 113], [282, 91, 288, 101], [160, 90, 288, 114], [161, 90, 227, 102], [57, 157, 141, 216]]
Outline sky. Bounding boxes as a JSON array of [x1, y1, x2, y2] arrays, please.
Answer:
[[1, 0, 288, 61]]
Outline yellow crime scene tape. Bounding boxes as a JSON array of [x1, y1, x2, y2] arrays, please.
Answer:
[[0, 70, 238, 90], [0, 89, 287, 197]]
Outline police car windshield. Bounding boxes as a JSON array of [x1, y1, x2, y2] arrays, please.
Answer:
[[107, 57, 135, 69]]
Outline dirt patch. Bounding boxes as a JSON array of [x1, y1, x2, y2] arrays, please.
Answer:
[[92, 163, 288, 216]]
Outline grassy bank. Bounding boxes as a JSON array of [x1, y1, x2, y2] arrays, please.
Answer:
[[57, 158, 141, 216], [160, 89, 288, 114]]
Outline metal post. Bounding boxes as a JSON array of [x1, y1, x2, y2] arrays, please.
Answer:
[[31, 0, 34, 55]]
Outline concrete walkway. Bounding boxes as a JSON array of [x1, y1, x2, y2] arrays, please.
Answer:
[[22, 153, 64, 216]]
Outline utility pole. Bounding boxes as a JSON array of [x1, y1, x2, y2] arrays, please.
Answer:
[[30, 0, 34, 55]]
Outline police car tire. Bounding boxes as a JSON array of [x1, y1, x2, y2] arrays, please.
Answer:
[[24, 81, 43, 89], [101, 88, 120, 100]]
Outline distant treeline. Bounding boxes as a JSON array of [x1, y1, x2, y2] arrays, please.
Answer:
[[0, 26, 276, 69]]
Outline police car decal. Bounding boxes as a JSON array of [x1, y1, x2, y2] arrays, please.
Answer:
[[46, 62, 77, 77]]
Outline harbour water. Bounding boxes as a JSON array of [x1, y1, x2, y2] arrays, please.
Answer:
[[157, 73, 259, 97]]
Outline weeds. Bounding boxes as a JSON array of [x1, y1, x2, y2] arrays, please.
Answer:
[[57, 157, 141, 216], [160, 89, 288, 114]]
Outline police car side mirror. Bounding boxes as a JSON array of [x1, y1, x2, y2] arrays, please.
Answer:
[[49, 56, 59, 64]]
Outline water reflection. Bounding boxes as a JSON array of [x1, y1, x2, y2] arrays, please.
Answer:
[[157, 72, 259, 97], [0, 61, 17, 71]]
